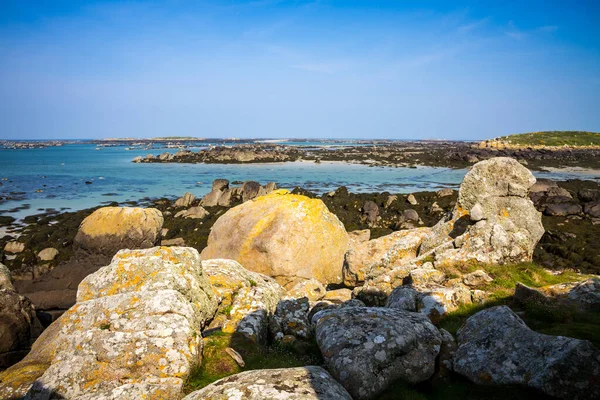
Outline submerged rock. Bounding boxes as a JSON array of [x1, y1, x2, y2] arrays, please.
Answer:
[[201, 190, 349, 288], [183, 366, 352, 400], [314, 307, 442, 399], [74, 207, 164, 254], [0, 247, 217, 399], [454, 306, 600, 399]]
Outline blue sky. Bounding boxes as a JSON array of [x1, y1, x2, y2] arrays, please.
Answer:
[[0, 0, 598, 140]]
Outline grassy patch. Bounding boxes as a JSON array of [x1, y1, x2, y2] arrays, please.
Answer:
[[436, 262, 599, 347], [495, 131, 600, 147], [185, 330, 322, 394]]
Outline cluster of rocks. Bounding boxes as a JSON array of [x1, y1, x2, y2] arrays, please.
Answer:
[[133, 144, 302, 164], [1, 157, 600, 399], [530, 178, 600, 219], [131, 140, 600, 170], [199, 179, 277, 207]]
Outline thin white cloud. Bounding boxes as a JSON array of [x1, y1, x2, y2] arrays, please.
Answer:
[[457, 17, 490, 33]]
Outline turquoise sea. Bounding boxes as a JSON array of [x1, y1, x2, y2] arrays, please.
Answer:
[[0, 142, 597, 220]]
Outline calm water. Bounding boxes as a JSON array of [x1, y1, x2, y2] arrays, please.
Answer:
[[0, 143, 596, 220]]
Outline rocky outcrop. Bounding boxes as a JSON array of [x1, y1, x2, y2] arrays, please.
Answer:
[[74, 207, 164, 254], [173, 192, 195, 208], [200, 179, 278, 207], [423, 157, 544, 266], [270, 297, 311, 341], [4, 241, 24, 254], [343, 228, 431, 287], [0, 247, 217, 399], [201, 258, 284, 344], [454, 306, 600, 399], [314, 307, 442, 399], [183, 366, 353, 400], [201, 190, 349, 288]]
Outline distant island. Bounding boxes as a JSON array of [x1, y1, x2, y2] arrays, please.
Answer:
[[479, 131, 600, 148]]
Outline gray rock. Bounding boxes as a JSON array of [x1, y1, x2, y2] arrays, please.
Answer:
[[545, 203, 582, 216], [270, 297, 311, 340], [403, 209, 419, 222], [462, 270, 493, 287], [183, 366, 353, 400], [436, 188, 454, 198], [584, 201, 600, 218], [173, 192, 196, 208], [160, 237, 186, 246], [242, 180, 262, 202], [362, 200, 379, 226], [529, 178, 557, 193], [454, 306, 600, 399], [385, 286, 418, 311], [0, 262, 12, 290], [314, 307, 441, 399]]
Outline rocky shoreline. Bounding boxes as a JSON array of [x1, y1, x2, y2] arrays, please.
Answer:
[[135, 141, 600, 170], [1, 159, 599, 399]]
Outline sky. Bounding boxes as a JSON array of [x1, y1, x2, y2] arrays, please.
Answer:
[[0, 0, 599, 140]]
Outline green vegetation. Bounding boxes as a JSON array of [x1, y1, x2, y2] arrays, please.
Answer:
[[436, 262, 599, 348], [495, 131, 600, 147], [185, 331, 322, 393]]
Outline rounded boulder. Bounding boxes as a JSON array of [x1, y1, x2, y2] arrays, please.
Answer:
[[201, 190, 348, 288]]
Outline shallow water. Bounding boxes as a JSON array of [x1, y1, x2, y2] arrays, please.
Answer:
[[0, 143, 596, 220]]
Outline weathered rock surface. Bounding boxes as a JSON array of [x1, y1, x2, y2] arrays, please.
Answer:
[[173, 192, 196, 208], [314, 307, 442, 399], [343, 228, 431, 287], [174, 205, 209, 220], [454, 306, 600, 399], [0, 287, 43, 369], [423, 157, 544, 266], [183, 366, 353, 400], [287, 278, 326, 301], [201, 191, 349, 288], [0, 262, 12, 290], [202, 258, 284, 344], [36, 247, 58, 262], [4, 241, 25, 254], [74, 207, 164, 254], [0, 247, 217, 399], [270, 297, 311, 341]]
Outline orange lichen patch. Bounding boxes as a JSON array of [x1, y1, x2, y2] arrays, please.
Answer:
[[455, 204, 469, 218], [0, 362, 49, 395], [501, 208, 510, 218]]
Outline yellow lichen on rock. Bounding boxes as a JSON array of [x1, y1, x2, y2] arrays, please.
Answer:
[[201, 192, 348, 288]]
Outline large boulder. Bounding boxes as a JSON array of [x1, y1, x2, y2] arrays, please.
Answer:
[[74, 207, 164, 254], [314, 307, 442, 399], [454, 306, 600, 399], [201, 259, 284, 344], [201, 191, 349, 288], [0, 247, 217, 399], [421, 157, 544, 266], [0, 262, 12, 290], [183, 366, 353, 400]]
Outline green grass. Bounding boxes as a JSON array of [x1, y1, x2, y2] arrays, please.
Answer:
[[436, 262, 600, 347], [494, 131, 600, 147], [184, 331, 322, 393]]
